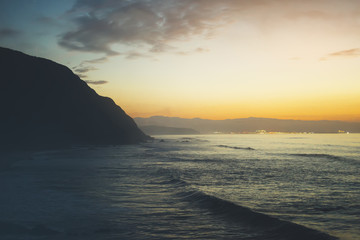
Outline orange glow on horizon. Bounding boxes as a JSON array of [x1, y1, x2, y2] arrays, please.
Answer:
[[117, 94, 360, 122], [128, 112, 360, 122]]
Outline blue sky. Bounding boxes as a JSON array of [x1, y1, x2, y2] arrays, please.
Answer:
[[0, 0, 88, 64]]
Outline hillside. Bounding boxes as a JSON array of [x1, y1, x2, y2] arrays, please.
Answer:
[[0, 47, 150, 148]]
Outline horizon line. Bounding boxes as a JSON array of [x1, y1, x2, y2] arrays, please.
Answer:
[[132, 115, 360, 123]]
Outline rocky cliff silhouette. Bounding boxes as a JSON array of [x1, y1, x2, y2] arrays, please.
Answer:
[[0, 47, 150, 148]]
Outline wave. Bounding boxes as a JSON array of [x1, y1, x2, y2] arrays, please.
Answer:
[[179, 137, 210, 143], [313, 206, 345, 212], [289, 153, 360, 166], [160, 177, 188, 187], [178, 190, 337, 240], [217, 145, 255, 150], [290, 153, 342, 160], [163, 176, 337, 240]]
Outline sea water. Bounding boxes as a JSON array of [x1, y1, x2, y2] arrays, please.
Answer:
[[0, 134, 359, 239]]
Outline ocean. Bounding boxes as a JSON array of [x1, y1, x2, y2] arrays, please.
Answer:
[[0, 134, 359, 239]]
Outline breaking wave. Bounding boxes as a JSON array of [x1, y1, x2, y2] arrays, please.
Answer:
[[165, 176, 337, 240], [216, 145, 255, 150]]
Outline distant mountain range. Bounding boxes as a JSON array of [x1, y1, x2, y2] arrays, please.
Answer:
[[134, 116, 360, 134], [139, 125, 200, 135], [0, 47, 150, 148]]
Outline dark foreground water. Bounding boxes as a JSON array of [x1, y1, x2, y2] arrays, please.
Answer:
[[0, 134, 359, 240]]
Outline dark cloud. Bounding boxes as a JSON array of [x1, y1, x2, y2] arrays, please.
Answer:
[[73, 65, 98, 73], [59, 0, 239, 55], [73, 57, 107, 79], [84, 80, 108, 85], [76, 73, 88, 79], [0, 28, 21, 39], [59, 0, 360, 58], [320, 48, 360, 61]]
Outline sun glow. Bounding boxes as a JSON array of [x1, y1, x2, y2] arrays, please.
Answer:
[[1, 0, 360, 121]]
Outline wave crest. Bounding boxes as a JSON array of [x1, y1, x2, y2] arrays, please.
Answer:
[[163, 175, 337, 240], [179, 190, 337, 239], [217, 145, 255, 150], [290, 153, 342, 160]]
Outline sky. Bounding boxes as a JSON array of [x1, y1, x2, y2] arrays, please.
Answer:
[[1, 0, 360, 121]]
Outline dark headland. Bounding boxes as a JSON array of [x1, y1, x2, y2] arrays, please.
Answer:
[[0, 47, 150, 149]]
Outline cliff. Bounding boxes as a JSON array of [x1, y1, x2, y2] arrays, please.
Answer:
[[0, 47, 150, 148]]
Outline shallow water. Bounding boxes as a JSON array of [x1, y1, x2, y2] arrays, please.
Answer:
[[0, 134, 359, 239]]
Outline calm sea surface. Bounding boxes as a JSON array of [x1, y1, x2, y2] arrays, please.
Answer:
[[0, 134, 359, 239]]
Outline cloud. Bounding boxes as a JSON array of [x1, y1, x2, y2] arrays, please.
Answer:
[[195, 47, 209, 53], [125, 51, 153, 60], [59, 0, 360, 58], [84, 56, 108, 64], [176, 47, 209, 56], [320, 48, 360, 61], [59, 0, 238, 55], [0, 28, 21, 39], [73, 65, 97, 79], [76, 73, 88, 79], [74, 65, 98, 73], [73, 57, 108, 79], [328, 48, 360, 57], [84, 80, 108, 85]]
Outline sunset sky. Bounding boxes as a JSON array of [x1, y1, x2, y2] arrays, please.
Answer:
[[1, 0, 360, 121]]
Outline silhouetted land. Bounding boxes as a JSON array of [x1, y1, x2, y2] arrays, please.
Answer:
[[139, 125, 200, 135], [0, 47, 150, 150], [135, 116, 360, 134]]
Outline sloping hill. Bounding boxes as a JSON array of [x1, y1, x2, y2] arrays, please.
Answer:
[[0, 47, 150, 148]]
